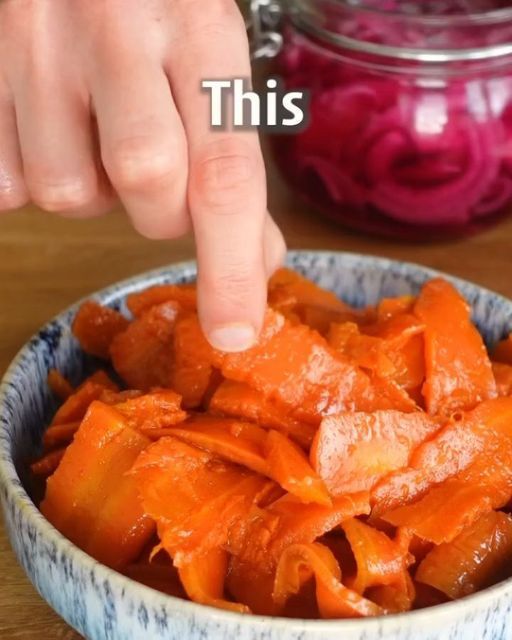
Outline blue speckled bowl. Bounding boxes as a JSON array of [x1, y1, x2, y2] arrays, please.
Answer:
[[2, 250, 512, 640]]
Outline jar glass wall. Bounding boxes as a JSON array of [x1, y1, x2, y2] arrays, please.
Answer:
[[269, 1, 512, 239]]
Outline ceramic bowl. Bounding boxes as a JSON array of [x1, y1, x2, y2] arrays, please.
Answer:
[[1, 250, 512, 640]]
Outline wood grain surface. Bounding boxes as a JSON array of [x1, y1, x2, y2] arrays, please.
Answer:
[[1, 149, 512, 639]]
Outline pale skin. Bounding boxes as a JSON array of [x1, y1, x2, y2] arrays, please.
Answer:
[[0, 0, 286, 351]]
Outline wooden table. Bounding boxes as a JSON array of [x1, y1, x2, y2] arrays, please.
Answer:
[[1, 148, 512, 638]]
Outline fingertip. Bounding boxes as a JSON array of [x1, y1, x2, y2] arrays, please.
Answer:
[[207, 322, 257, 352], [197, 264, 267, 353]]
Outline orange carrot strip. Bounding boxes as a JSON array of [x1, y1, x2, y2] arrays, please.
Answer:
[[42, 401, 154, 568], [329, 314, 425, 393], [130, 437, 268, 564], [51, 371, 118, 426], [372, 397, 512, 514], [416, 511, 512, 599], [267, 268, 377, 332], [209, 380, 316, 449], [263, 430, 331, 506], [273, 543, 384, 618], [30, 447, 67, 477], [212, 309, 413, 426], [86, 370, 119, 388], [169, 417, 331, 506], [42, 421, 81, 449], [213, 309, 365, 424], [376, 296, 415, 320], [381, 480, 495, 545], [138, 427, 182, 440], [341, 518, 413, 597], [329, 325, 396, 379], [170, 417, 268, 475], [269, 493, 371, 565], [328, 322, 360, 352], [311, 411, 441, 495], [113, 389, 187, 431], [366, 314, 425, 392], [268, 268, 353, 315], [86, 465, 156, 568], [367, 375, 418, 412], [364, 312, 424, 343], [178, 548, 249, 614], [297, 304, 363, 335], [169, 313, 217, 409], [47, 369, 74, 400], [414, 278, 496, 416], [110, 301, 180, 390], [127, 283, 197, 318], [229, 492, 370, 574], [72, 300, 129, 359], [99, 389, 144, 404], [227, 492, 370, 614], [381, 428, 512, 546], [387, 335, 425, 394]]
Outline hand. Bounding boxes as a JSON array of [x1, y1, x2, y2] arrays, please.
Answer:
[[0, 0, 286, 351]]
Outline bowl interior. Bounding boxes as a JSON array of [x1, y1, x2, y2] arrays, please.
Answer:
[[2, 250, 512, 639]]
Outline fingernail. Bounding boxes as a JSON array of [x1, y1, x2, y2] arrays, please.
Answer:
[[208, 323, 256, 352]]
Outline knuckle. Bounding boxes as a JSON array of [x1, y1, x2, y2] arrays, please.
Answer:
[[106, 140, 179, 192], [193, 138, 262, 210], [203, 263, 258, 300]]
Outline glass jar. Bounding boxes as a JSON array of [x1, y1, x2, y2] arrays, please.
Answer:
[[251, 0, 512, 239]]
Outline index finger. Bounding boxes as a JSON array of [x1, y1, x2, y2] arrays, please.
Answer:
[[168, 0, 267, 352]]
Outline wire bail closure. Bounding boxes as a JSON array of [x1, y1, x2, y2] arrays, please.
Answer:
[[247, 0, 283, 60]]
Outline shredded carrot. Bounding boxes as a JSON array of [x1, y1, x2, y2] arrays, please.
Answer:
[[31, 447, 67, 477], [31, 271, 512, 617], [42, 421, 82, 450], [47, 369, 74, 400], [72, 300, 129, 359]]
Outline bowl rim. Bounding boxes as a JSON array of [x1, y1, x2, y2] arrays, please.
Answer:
[[1, 248, 512, 634]]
